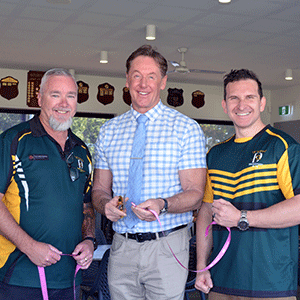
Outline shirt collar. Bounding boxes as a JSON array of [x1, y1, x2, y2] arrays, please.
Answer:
[[130, 100, 164, 122], [29, 114, 81, 149]]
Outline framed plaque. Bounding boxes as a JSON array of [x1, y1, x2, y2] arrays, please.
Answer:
[[27, 71, 45, 107], [77, 80, 89, 103], [167, 88, 183, 107], [192, 90, 205, 108], [97, 82, 115, 105], [0, 76, 19, 100], [123, 87, 131, 106]]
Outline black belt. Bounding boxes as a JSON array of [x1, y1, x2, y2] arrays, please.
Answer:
[[121, 224, 187, 243]]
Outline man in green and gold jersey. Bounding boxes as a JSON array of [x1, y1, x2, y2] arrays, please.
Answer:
[[0, 68, 95, 300], [195, 69, 300, 300]]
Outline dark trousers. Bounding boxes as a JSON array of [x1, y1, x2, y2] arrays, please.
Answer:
[[0, 281, 80, 300]]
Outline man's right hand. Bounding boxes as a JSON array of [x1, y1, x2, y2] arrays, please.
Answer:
[[105, 196, 127, 221], [194, 270, 213, 294], [26, 241, 62, 267]]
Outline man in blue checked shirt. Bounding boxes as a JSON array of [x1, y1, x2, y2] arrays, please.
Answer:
[[92, 45, 206, 300]]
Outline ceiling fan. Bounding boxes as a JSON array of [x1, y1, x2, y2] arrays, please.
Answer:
[[168, 47, 226, 75]]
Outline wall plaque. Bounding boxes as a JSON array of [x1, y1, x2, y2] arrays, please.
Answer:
[[0, 76, 19, 100], [167, 88, 183, 107], [192, 90, 205, 108], [97, 82, 114, 105], [123, 87, 131, 106], [77, 81, 89, 104], [27, 71, 45, 107]]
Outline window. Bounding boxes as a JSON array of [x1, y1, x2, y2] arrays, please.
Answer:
[[71, 114, 111, 160], [197, 119, 235, 151], [0, 110, 235, 155], [0, 110, 113, 164], [0, 111, 34, 134]]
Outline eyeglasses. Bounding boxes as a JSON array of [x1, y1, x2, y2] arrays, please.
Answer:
[[66, 152, 79, 182]]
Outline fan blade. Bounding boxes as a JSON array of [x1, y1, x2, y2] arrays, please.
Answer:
[[166, 70, 176, 74], [189, 69, 226, 74], [169, 60, 180, 67]]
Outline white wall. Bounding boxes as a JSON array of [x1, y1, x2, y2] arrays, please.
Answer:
[[271, 85, 300, 124], [0, 68, 272, 125]]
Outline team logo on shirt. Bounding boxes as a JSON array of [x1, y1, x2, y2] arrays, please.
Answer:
[[249, 150, 266, 167], [75, 156, 85, 172]]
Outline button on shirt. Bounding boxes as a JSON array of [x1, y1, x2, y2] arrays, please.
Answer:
[[94, 101, 206, 233]]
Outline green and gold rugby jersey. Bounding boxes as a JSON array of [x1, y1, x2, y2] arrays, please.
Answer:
[[203, 125, 300, 297], [0, 115, 92, 289]]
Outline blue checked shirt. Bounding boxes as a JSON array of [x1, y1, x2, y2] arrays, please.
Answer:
[[94, 101, 206, 233]]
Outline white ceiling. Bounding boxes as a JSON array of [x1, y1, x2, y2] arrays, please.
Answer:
[[1, 0, 300, 89]]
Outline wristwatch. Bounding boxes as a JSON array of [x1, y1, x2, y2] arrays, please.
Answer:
[[237, 210, 249, 231], [159, 198, 168, 215], [83, 237, 98, 251]]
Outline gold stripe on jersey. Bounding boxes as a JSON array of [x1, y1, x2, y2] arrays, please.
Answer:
[[265, 129, 294, 199], [18, 131, 31, 142], [277, 149, 294, 199], [213, 178, 278, 193], [0, 179, 20, 268], [203, 171, 214, 203], [207, 163, 280, 200], [214, 185, 280, 199], [209, 163, 277, 180], [266, 128, 288, 148]]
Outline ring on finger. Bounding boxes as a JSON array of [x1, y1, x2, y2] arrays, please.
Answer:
[[84, 257, 88, 262]]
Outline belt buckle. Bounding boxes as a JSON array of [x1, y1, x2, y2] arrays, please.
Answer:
[[136, 232, 156, 243], [136, 233, 145, 243]]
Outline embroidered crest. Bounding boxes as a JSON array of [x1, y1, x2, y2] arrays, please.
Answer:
[[249, 150, 266, 167], [75, 156, 84, 172]]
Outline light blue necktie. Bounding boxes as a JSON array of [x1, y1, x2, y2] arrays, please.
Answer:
[[124, 114, 148, 228]]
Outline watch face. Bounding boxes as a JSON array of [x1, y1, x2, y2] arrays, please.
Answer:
[[160, 207, 167, 214], [238, 220, 249, 231]]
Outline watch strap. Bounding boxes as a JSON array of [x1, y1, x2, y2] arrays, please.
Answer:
[[241, 210, 247, 218], [159, 198, 168, 214], [237, 210, 249, 231]]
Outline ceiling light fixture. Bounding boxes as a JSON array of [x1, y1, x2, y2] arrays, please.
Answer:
[[146, 24, 156, 40], [285, 69, 293, 81], [100, 51, 108, 64], [219, 0, 231, 3]]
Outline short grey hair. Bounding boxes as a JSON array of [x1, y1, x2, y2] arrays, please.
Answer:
[[39, 68, 76, 95]]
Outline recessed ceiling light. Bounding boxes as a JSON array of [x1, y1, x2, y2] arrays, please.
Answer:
[[219, 0, 231, 3]]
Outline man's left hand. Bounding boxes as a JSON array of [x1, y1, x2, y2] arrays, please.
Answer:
[[212, 199, 240, 228], [132, 198, 163, 222], [72, 239, 94, 269]]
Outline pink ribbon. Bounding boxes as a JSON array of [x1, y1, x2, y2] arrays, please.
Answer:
[[132, 202, 231, 273], [38, 254, 81, 300]]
